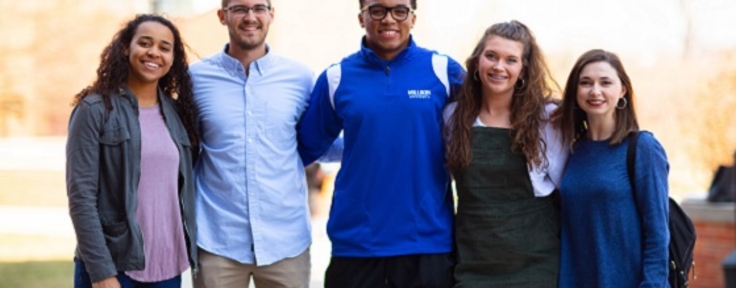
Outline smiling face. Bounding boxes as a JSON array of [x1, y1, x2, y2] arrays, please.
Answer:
[[218, 0, 274, 51], [477, 35, 524, 98], [126, 21, 174, 91], [575, 61, 627, 122], [359, 0, 416, 61]]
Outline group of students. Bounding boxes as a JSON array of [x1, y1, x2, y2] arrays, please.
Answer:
[[65, 0, 670, 287]]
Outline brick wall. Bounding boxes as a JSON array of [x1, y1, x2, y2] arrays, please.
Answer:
[[683, 199, 736, 288]]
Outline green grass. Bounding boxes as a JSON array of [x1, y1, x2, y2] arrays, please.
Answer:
[[0, 260, 73, 288]]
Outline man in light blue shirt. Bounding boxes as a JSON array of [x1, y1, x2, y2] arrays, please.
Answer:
[[190, 0, 318, 286]]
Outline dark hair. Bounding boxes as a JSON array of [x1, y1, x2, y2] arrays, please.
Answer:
[[446, 20, 558, 171], [73, 14, 199, 146], [552, 49, 638, 149], [359, 0, 416, 9], [222, 0, 271, 7]]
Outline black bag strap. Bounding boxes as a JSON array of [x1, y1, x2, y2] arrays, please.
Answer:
[[626, 131, 640, 197], [626, 131, 651, 230]]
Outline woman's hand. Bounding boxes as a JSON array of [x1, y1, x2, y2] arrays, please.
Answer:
[[92, 276, 120, 288]]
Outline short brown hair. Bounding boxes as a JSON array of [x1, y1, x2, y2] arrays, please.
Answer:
[[222, 0, 271, 8]]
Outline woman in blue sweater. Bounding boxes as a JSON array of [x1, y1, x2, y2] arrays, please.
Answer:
[[553, 49, 670, 287]]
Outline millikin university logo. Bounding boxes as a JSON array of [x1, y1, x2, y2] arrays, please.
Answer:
[[408, 89, 432, 99]]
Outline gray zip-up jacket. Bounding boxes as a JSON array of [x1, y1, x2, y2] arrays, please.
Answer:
[[66, 87, 197, 282]]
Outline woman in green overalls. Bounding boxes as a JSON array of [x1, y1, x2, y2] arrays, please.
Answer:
[[444, 21, 568, 287]]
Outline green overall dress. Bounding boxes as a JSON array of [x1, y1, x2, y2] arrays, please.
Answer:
[[454, 127, 560, 288]]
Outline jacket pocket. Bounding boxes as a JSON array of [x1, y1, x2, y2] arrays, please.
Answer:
[[100, 127, 130, 145], [101, 216, 129, 261]]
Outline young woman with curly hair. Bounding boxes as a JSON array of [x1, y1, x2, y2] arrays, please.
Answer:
[[66, 14, 198, 288], [444, 20, 568, 287]]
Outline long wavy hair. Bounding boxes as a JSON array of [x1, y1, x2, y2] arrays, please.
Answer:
[[73, 14, 199, 146], [446, 20, 558, 172], [551, 49, 638, 150]]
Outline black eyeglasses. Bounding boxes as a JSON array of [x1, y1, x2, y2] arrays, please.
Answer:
[[224, 4, 271, 17], [361, 4, 414, 22]]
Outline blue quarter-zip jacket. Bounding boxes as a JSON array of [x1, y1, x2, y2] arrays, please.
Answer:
[[298, 37, 465, 257]]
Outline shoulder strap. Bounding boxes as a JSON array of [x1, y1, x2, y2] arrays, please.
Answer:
[[626, 131, 640, 197], [626, 131, 639, 196]]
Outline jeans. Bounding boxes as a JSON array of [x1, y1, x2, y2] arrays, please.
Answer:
[[74, 258, 181, 288]]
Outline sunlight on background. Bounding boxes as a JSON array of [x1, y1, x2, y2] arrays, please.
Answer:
[[1, 0, 735, 287]]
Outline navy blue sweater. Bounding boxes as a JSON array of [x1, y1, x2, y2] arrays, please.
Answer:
[[559, 132, 670, 287]]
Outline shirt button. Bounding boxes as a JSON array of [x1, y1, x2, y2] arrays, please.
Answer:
[[247, 111, 252, 116], [248, 139, 253, 143]]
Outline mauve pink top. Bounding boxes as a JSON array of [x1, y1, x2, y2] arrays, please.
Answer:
[[126, 104, 189, 282]]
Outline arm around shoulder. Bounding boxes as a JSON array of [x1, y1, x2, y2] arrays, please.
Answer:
[[447, 57, 466, 101], [297, 68, 343, 165], [542, 103, 568, 188]]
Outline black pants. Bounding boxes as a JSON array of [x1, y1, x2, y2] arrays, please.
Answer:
[[325, 253, 454, 288]]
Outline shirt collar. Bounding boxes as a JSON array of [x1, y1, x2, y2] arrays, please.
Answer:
[[360, 35, 416, 66], [217, 43, 274, 77]]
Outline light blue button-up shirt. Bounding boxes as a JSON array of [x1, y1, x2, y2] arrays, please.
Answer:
[[190, 45, 315, 265]]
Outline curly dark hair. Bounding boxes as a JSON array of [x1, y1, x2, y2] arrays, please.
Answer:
[[551, 49, 639, 150], [73, 14, 199, 146], [446, 20, 558, 171]]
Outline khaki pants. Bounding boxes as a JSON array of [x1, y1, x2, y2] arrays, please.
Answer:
[[193, 248, 310, 288]]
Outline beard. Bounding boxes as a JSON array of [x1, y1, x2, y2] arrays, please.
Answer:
[[230, 30, 267, 51]]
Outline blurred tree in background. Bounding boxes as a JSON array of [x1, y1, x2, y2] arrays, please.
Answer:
[[0, 0, 126, 136], [688, 52, 736, 171]]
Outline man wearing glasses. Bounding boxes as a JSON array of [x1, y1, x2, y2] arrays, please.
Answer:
[[190, 0, 316, 287], [298, 0, 465, 287]]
